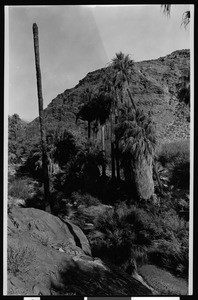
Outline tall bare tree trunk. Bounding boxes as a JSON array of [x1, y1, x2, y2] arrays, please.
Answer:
[[33, 23, 52, 213]]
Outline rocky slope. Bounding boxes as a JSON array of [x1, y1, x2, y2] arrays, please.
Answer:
[[7, 205, 152, 296], [26, 49, 190, 145]]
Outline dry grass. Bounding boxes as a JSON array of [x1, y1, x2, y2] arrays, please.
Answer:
[[8, 177, 34, 200], [7, 241, 37, 276]]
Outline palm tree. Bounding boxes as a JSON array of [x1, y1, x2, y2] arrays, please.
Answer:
[[161, 4, 171, 16], [181, 11, 190, 28], [101, 68, 117, 179], [76, 87, 95, 147], [53, 130, 78, 169], [115, 104, 157, 200], [92, 92, 112, 177], [176, 71, 190, 105], [110, 52, 163, 196], [110, 52, 136, 180], [111, 51, 136, 109], [32, 23, 52, 213]]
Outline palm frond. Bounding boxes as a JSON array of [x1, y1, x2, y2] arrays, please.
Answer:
[[181, 10, 190, 28], [116, 105, 157, 162], [161, 4, 171, 16]]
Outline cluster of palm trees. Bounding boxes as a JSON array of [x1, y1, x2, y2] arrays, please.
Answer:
[[76, 52, 158, 200]]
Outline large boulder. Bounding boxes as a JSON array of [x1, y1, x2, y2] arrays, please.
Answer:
[[7, 206, 152, 296]]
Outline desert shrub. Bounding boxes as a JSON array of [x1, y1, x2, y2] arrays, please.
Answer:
[[157, 140, 190, 190], [170, 161, 190, 189], [157, 140, 190, 167], [18, 144, 43, 179], [25, 186, 45, 210], [146, 210, 189, 278], [86, 200, 189, 278], [7, 242, 36, 276], [8, 177, 34, 200], [89, 202, 154, 266], [68, 203, 113, 231], [148, 237, 188, 278], [52, 192, 101, 218], [70, 192, 100, 207]]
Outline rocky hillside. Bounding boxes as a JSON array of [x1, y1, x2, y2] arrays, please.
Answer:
[[26, 49, 190, 145]]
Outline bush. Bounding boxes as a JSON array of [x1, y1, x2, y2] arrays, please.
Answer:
[[84, 200, 189, 278], [8, 178, 34, 200], [146, 210, 189, 278], [7, 242, 36, 276], [157, 140, 190, 167], [70, 192, 101, 207], [25, 186, 45, 210], [88, 202, 154, 267], [148, 238, 188, 278], [157, 140, 190, 190], [18, 145, 43, 179], [170, 161, 190, 189]]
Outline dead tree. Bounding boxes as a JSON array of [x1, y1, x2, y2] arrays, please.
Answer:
[[32, 23, 52, 213]]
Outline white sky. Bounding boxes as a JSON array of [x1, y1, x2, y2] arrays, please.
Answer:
[[6, 4, 190, 121]]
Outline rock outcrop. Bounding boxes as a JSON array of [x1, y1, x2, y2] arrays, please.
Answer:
[[7, 206, 152, 295]]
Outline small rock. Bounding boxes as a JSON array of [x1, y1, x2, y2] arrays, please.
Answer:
[[58, 247, 64, 252]]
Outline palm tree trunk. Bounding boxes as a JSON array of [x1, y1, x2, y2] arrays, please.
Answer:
[[87, 120, 91, 152], [115, 142, 120, 180], [113, 93, 120, 181], [110, 110, 116, 180], [88, 121, 91, 140], [127, 88, 136, 110], [101, 124, 106, 177], [101, 124, 105, 152], [153, 161, 163, 194], [111, 142, 115, 180], [33, 23, 52, 213]]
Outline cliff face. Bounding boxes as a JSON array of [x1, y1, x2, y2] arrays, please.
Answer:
[[26, 49, 190, 145]]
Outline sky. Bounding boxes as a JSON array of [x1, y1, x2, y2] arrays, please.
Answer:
[[6, 4, 191, 121]]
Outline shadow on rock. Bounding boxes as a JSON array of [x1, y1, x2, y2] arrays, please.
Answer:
[[50, 256, 153, 296]]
